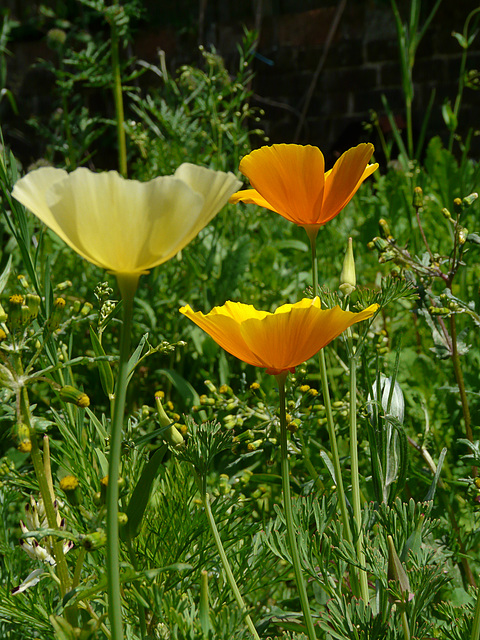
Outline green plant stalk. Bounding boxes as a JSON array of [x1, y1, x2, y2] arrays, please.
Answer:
[[277, 373, 317, 640], [448, 8, 480, 152], [125, 537, 147, 639], [401, 609, 411, 640], [472, 583, 480, 640], [308, 232, 354, 549], [110, 16, 127, 177], [106, 273, 139, 640], [449, 314, 473, 443], [23, 399, 71, 597], [202, 492, 260, 640], [347, 333, 369, 602]]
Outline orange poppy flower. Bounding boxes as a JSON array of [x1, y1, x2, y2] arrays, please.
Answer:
[[229, 143, 378, 229], [180, 297, 378, 376]]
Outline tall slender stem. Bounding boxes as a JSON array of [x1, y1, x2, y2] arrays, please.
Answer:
[[202, 492, 260, 640], [110, 7, 127, 178], [20, 388, 71, 597], [449, 314, 472, 443], [277, 374, 317, 640], [106, 273, 139, 640], [347, 337, 369, 602], [307, 231, 354, 551], [472, 582, 480, 640]]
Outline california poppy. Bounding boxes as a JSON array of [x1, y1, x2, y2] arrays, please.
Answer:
[[12, 164, 241, 277], [230, 143, 378, 231], [180, 297, 378, 376]]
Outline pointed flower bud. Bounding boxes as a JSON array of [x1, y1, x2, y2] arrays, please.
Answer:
[[368, 375, 405, 424], [155, 391, 184, 448], [340, 237, 356, 296]]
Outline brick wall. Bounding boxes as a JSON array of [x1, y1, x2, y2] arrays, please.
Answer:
[[3, 0, 480, 165]]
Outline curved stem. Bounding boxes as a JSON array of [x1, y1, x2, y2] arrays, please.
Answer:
[[277, 374, 317, 640], [106, 273, 139, 640], [202, 493, 260, 640]]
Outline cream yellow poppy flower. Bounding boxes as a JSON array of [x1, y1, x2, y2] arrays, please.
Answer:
[[12, 165, 241, 276], [180, 297, 379, 376], [229, 143, 378, 230]]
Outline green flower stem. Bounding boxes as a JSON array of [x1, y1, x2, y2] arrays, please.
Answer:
[[347, 334, 369, 602], [20, 387, 71, 598], [449, 314, 473, 443], [307, 231, 354, 551], [106, 273, 139, 640], [277, 373, 317, 640], [72, 547, 86, 590], [401, 609, 411, 640], [202, 492, 260, 640], [110, 8, 127, 178], [125, 537, 147, 639], [472, 583, 480, 640]]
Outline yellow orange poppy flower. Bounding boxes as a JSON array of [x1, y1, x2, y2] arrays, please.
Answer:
[[180, 297, 378, 376], [229, 143, 378, 229], [12, 165, 241, 277]]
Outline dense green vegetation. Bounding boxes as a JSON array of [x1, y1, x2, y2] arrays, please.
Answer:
[[0, 2, 479, 639]]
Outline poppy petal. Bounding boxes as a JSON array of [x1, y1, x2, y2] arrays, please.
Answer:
[[239, 144, 326, 225], [322, 144, 378, 223]]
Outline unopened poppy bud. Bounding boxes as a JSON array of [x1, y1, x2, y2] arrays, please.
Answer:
[[59, 475, 81, 505], [47, 297, 66, 330], [340, 237, 356, 296], [442, 208, 452, 221], [155, 392, 184, 448], [412, 186, 423, 209], [59, 385, 90, 408], [80, 530, 107, 550], [387, 535, 414, 606], [367, 375, 405, 424]]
